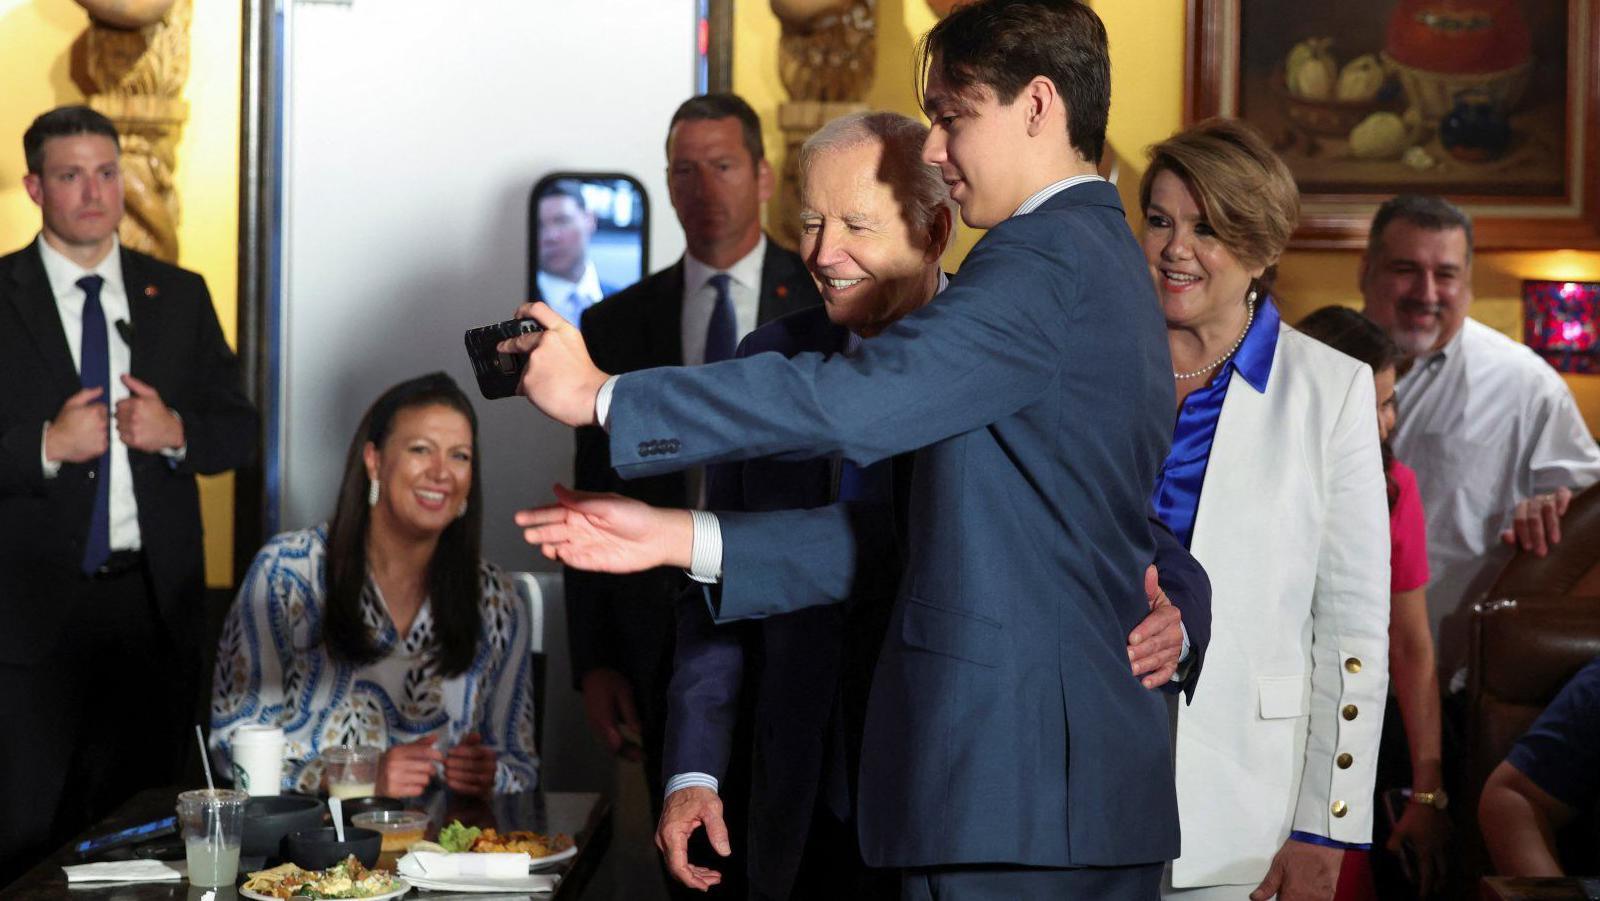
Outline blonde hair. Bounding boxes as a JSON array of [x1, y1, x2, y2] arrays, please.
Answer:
[[1138, 117, 1299, 272]]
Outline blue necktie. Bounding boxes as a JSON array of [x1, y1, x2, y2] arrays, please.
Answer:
[[703, 273, 736, 364], [78, 274, 112, 574]]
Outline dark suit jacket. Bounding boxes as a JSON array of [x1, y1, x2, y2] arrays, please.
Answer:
[[0, 242, 257, 667], [565, 239, 819, 698], [666, 304, 1212, 895], [604, 182, 1183, 869], [661, 306, 895, 898]]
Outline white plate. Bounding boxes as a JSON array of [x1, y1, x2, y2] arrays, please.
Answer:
[[240, 877, 410, 901], [527, 845, 577, 870], [403, 873, 556, 894]]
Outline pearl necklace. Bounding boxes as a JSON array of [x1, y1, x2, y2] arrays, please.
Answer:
[[1174, 289, 1257, 381]]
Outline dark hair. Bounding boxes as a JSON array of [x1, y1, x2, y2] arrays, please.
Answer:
[[1295, 306, 1403, 509], [325, 373, 484, 676], [542, 179, 588, 212], [24, 105, 120, 174], [666, 93, 765, 163], [916, 0, 1110, 163], [1366, 194, 1474, 263]]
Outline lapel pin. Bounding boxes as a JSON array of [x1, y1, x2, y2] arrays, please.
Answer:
[[144, 285, 158, 297], [776, 285, 789, 298]]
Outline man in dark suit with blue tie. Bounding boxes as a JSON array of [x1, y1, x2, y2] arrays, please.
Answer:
[[0, 106, 256, 884], [510, 2, 1187, 895], [565, 93, 819, 898]]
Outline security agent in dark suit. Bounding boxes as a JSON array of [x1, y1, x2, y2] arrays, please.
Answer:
[[508, 3, 1196, 896], [565, 93, 818, 895], [0, 106, 257, 885]]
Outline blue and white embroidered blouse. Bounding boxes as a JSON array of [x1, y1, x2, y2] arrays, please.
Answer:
[[209, 526, 539, 794]]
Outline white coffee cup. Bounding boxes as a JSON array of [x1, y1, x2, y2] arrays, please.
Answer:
[[230, 725, 286, 797]]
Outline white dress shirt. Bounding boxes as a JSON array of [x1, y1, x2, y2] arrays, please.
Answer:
[[1014, 173, 1107, 216], [36, 235, 143, 552], [680, 236, 766, 366], [1391, 317, 1600, 636], [537, 260, 605, 326]]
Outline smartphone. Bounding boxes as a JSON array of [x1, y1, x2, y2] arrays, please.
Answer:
[[464, 318, 545, 400], [74, 815, 178, 859]]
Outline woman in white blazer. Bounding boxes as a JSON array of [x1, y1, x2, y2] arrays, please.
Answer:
[[1143, 119, 1391, 901]]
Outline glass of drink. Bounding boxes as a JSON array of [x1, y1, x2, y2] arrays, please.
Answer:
[[322, 745, 381, 799], [175, 788, 246, 887]]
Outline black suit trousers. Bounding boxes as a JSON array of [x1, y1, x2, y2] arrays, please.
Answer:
[[0, 564, 192, 888]]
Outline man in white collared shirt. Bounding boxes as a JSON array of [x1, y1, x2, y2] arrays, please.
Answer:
[[535, 180, 620, 324], [1360, 194, 1600, 679], [0, 106, 256, 883], [562, 93, 819, 900]]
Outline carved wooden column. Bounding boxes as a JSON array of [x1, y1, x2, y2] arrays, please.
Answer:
[[770, 0, 876, 249], [75, 0, 191, 263]]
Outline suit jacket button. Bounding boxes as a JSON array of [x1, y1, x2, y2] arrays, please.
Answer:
[[1341, 704, 1358, 721], [1336, 753, 1353, 769], [1344, 657, 1362, 673], [1331, 800, 1348, 817]]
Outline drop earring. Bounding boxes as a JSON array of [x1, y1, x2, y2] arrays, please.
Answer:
[[367, 480, 380, 507], [456, 500, 468, 519]]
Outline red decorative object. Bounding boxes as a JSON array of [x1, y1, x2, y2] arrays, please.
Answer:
[[1384, 0, 1531, 74], [1523, 279, 1600, 373]]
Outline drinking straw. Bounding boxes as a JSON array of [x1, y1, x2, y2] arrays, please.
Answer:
[[195, 725, 223, 859], [330, 796, 347, 843], [196, 725, 215, 791]]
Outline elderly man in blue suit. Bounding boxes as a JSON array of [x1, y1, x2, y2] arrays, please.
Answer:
[[506, 1, 1186, 896]]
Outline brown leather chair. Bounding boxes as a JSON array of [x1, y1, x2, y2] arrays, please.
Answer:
[[1459, 481, 1600, 884]]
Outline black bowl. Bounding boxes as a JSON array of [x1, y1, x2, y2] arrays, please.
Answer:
[[242, 795, 326, 858], [280, 826, 381, 870], [336, 795, 404, 825]]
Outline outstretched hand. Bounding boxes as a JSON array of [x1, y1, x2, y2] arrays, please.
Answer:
[[514, 484, 695, 573], [497, 302, 610, 428]]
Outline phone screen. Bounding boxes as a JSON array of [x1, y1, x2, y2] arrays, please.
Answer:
[[74, 816, 178, 857]]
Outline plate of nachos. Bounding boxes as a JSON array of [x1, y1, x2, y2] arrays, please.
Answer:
[[240, 855, 408, 901]]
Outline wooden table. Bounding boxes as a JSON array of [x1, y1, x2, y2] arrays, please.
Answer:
[[2, 787, 611, 900]]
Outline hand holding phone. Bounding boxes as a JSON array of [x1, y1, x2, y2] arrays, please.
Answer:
[[464, 318, 546, 400]]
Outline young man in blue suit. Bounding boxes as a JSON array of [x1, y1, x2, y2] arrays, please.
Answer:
[[523, 110, 1210, 899], [508, 1, 1187, 895]]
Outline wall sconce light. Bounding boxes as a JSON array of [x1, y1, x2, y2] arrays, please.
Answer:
[[1523, 279, 1600, 374]]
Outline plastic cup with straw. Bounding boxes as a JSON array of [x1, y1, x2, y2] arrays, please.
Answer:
[[178, 725, 246, 886]]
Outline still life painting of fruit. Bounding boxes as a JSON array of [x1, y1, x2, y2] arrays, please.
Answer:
[[1236, 0, 1572, 198]]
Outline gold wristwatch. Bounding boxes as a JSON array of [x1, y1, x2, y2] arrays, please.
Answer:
[[1410, 788, 1449, 810]]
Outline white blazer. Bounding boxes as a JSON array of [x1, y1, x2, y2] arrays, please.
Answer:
[[1169, 323, 1391, 889]]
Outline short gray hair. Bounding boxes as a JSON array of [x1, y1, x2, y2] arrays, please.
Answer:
[[1367, 194, 1474, 262], [797, 111, 954, 235]]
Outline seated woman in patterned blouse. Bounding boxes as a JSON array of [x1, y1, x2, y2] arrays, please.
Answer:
[[210, 372, 537, 797]]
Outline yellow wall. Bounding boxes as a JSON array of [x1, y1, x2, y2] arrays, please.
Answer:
[[0, 0, 243, 585], [733, 0, 1600, 435]]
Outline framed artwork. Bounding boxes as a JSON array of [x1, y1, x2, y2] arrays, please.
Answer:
[[1186, 0, 1600, 249]]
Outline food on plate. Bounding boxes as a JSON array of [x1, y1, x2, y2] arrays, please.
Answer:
[[470, 827, 575, 858], [436, 820, 481, 853], [242, 855, 398, 899], [429, 820, 576, 858]]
